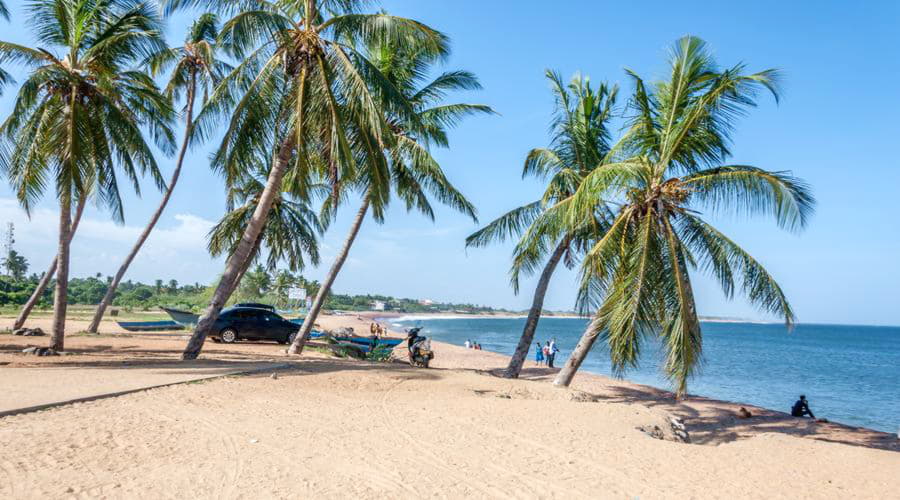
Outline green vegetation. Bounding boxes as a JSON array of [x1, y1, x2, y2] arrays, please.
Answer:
[[467, 71, 618, 379], [551, 37, 814, 395], [0, 267, 501, 316]]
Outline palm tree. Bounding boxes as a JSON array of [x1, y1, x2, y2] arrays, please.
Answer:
[[466, 71, 617, 378], [0, 0, 174, 350], [12, 193, 88, 330], [552, 37, 815, 396], [86, 13, 229, 333], [0, 1, 10, 93], [206, 162, 323, 287], [287, 34, 492, 355], [169, 0, 450, 359]]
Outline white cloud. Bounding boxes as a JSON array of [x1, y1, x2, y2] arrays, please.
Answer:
[[0, 198, 225, 284]]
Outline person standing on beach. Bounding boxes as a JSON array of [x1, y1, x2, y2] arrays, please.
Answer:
[[542, 342, 550, 366], [464, 339, 471, 349], [535, 342, 544, 366], [547, 339, 558, 368]]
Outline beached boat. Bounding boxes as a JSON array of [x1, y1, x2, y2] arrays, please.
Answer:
[[116, 320, 183, 332], [160, 307, 199, 327]]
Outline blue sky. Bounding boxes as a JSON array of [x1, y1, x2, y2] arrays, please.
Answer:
[[1, 1, 898, 326]]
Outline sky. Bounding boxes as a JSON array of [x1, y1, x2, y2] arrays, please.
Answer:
[[0, 0, 898, 326]]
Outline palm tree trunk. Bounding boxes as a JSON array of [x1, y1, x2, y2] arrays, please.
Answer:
[[288, 195, 370, 355], [503, 238, 569, 378], [50, 191, 72, 351], [87, 75, 197, 334], [14, 195, 87, 330], [552, 316, 604, 387], [181, 136, 295, 360], [231, 232, 264, 298]]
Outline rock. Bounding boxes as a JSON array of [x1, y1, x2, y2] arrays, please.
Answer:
[[669, 417, 691, 443], [14, 328, 45, 336], [738, 407, 753, 419], [639, 417, 691, 443], [637, 425, 666, 440], [21, 346, 59, 356]]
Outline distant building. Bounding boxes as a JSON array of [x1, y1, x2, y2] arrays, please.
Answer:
[[372, 300, 386, 311], [419, 299, 434, 306]]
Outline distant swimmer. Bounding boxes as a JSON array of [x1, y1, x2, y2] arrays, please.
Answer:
[[791, 395, 815, 418]]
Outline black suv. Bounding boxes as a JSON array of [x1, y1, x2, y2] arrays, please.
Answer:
[[210, 306, 300, 344]]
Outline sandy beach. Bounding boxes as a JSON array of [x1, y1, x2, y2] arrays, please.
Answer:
[[1, 312, 898, 498]]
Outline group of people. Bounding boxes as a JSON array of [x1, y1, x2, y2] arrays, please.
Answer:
[[534, 339, 560, 368], [463, 339, 483, 350]]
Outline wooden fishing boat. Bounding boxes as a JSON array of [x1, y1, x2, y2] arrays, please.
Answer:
[[116, 320, 183, 332], [160, 307, 199, 326]]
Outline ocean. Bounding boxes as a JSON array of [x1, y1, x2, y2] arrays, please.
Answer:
[[390, 316, 900, 434]]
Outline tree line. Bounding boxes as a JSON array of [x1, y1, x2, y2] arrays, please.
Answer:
[[0, 0, 813, 396]]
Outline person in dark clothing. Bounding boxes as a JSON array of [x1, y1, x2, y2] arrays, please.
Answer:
[[791, 395, 815, 418]]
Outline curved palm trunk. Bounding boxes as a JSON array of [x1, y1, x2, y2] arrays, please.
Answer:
[[288, 196, 370, 355], [50, 192, 72, 351], [553, 316, 603, 387], [181, 137, 295, 360], [503, 238, 569, 378], [87, 77, 197, 334], [13, 195, 87, 330]]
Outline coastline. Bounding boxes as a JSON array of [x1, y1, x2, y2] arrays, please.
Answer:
[[327, 312, 898, 449], [371, 310, 779, 324], [0, 313, 898, 497]]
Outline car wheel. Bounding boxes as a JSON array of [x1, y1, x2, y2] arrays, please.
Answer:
[[220, 328, 238, 344]]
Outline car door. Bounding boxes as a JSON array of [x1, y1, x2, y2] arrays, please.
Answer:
[[259, 311, 286, 340]]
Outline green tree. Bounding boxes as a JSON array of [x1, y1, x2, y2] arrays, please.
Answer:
[[466, 71, 617, 378], [0, 0, 174, 350], [87, 13, 229, 333], [236, 264, 271, 301], [206, 141, 323, 281], [288, 31, 491, 355], [552, 37, 815, 396], [2, 250, 28, 280], [170, 0, 450, 359]]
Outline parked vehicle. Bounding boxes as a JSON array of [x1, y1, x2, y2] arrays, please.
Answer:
[[210, 307, 300, 344], [406, 327, 434, 368]]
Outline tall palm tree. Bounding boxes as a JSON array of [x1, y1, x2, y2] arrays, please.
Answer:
[[466, 71, 617, 378], [0, 0, 174, 350], [287, 34, 491, 355], [86, 13, 229, 333], [12, 192, 89, 330], [168, 0, 450, 359], [552, 37, 815, 396], [0, 1, 10, 93], [207, 162, 323, 284]]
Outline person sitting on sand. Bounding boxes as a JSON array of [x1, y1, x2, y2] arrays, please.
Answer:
[[535, 342, 544, 366], [791, 395, 815, 418]]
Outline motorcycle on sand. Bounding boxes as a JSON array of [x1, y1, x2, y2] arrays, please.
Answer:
[[405, 327, 434, 368]]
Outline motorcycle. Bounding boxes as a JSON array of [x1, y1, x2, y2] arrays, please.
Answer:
[[405, 327, 434, 368]]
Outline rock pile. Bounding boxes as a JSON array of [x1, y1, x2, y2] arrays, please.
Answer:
[[21, 346, 59, 356], [13, 327, 45, 337], [637, 416, 691, 443]]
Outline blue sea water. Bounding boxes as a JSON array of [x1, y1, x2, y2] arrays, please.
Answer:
[[391, 317, 900, 433]]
